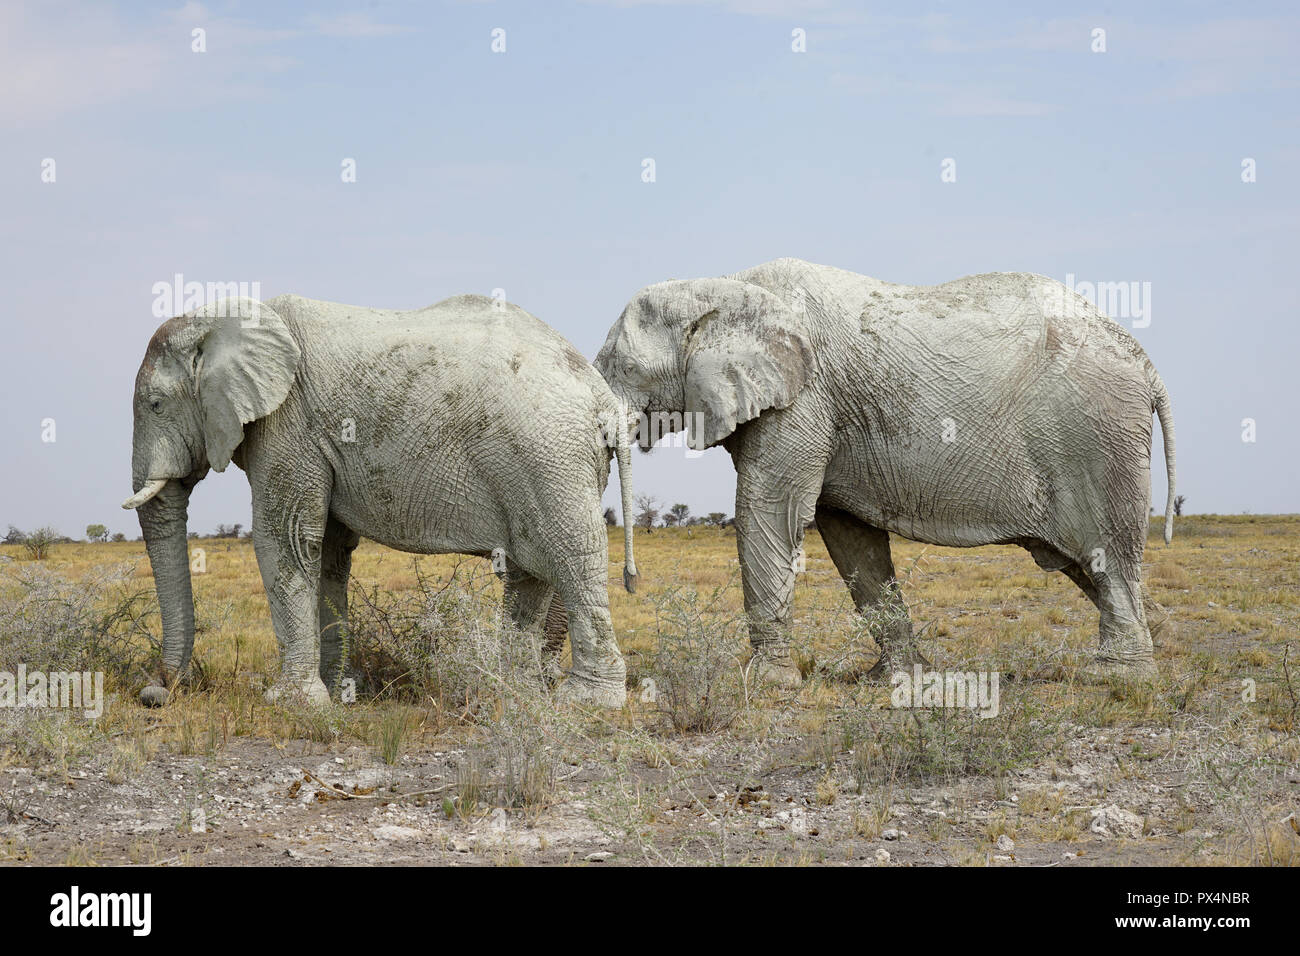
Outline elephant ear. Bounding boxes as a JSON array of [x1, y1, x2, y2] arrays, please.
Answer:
[[176, 298, 301, 472], [682, 280, 813, 449]]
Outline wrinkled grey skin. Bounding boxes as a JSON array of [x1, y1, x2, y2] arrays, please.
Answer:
[[126, 294, 637, 708], [596, 258, 1175, 685]]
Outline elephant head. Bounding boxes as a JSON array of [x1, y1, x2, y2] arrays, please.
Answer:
[[123, 298, 299, 693], [594, 278, 814, 450]]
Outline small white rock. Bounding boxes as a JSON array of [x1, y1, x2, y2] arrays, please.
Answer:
[[373, 824, 423, 842], [1089, 805, 1144, 839], [874, 848, 891, 864], [995, 834, 1014, 852], [786, 807, 812, 835], [585, 851, 613, 863]]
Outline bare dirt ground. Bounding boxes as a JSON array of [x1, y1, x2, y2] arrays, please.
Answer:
[[1, 515, 1297, 866]]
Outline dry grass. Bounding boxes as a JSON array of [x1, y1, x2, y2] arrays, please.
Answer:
[[0, 513, 1296, 864]]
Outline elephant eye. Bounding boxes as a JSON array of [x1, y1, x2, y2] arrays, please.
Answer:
[[150, 399, 162, 412]]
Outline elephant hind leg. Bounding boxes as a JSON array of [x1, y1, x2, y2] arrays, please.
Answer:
[[499, 559, 569, 685], [550, 568, 626, 707], [1071, 551, 1156, 680], [1092, 566, 1155, 677], [1025, 539, 1154, 679], [1022, 540, 1101, 610], [815, 502, 921, 676], [542, 592, 569, 665], [541, 531, 626, 708]]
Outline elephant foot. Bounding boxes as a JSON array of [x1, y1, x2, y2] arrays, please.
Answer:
[[865, 646, 932, 684], [749, 647, 803, 689], [556, 674, 626, 709], [265, 676, 332, 707], [139, 685, 171, 707], [1077, 655, 1158, 684]]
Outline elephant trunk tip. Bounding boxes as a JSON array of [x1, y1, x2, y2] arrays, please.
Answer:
[[623, 566, 639, 594]]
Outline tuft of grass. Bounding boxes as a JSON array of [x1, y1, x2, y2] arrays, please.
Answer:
[[374, 705, 421, 766], [645, 583, 749, 734], [843, 683, 1066, 787]]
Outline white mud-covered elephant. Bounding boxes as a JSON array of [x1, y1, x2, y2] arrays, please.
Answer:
[[125, 293, 637, 708], [595, 258, 1175, 686]]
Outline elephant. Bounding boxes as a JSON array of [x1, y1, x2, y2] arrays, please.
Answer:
[[124, 293, 638, 708], [595, 257, 1175, 685]]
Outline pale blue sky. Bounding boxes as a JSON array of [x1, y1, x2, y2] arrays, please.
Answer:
[[2, 0, 1297, 537]]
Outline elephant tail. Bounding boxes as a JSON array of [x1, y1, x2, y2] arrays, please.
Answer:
[[1150, 366, 1176, 545], [615, 406, 639, 593]]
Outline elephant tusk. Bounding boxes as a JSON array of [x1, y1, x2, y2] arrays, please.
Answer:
[[122, 478, 168, 510]]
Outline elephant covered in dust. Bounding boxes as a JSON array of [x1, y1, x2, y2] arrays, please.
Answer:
[[595, 258, 1174, 685], [125, 293, 637, 708]]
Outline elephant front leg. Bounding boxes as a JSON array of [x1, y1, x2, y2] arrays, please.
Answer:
[[733, 471, 822, 689], [319, 515, 361, 693], [815, 503, 926, 680], [252, 498, 332, 707]]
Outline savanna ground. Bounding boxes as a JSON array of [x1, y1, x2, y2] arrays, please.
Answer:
[[0, 515, 1297, 866]]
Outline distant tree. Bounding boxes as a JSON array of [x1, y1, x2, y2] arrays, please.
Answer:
[[188, 531, 200, 540], [603, 507, 618, 527], [4, 525, 26, 545], [213, 523, 244, 539], [110, 532, 127, 543], [634, 495, 660, 533], [667, 503, 690, 527], [1173, 495, 1186, 517], [86, 523, 109, 543], [707, 512, 728, 527], [23, 526, 59, 560]]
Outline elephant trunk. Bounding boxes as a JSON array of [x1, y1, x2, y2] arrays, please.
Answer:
[[136, 479, 196, 692], [614, 405, 639, 594]]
